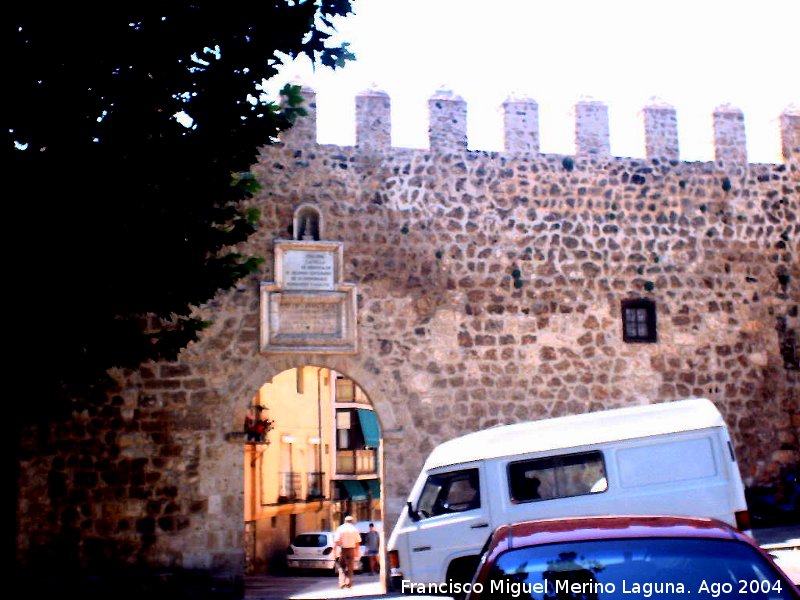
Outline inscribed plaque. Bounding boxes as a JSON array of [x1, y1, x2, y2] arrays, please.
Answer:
[[279, 301, 341, 336], [283, 250, 335, 290]]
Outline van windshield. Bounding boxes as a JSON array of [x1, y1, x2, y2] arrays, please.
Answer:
[[416, 468, 480, 518]]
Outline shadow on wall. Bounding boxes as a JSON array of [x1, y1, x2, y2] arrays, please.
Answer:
[[746, 465, 800, 527]]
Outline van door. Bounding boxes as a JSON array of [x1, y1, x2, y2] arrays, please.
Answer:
[[403, 465, 490, 584], [611, 429, 744, 526]]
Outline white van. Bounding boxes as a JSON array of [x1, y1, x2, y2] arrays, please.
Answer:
[[387, 398, 749, 587]]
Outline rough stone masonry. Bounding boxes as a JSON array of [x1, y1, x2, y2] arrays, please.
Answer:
[[16, 86, 799, 584]]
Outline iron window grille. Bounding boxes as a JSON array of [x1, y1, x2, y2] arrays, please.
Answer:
[[622, 298, 657, 343]]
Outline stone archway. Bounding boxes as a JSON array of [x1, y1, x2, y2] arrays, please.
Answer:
[[234, 355, 400, 576], [232, 354, 400, 436], [220, 354, 416, 572]]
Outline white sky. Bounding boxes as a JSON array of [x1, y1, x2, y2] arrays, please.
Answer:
[[271, 0, 799, 163]]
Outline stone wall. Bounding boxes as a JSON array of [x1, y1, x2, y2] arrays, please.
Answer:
[[255, 87, 798, 494], [16, 87, 799, 585]]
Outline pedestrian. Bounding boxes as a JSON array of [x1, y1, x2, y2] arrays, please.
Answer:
[[364, 522, 380, 575], [333, 515, 361, 589]]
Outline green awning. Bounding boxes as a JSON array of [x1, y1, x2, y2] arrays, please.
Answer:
[[365, 478, 381, 500], [341, 479, 367, 501], [357, 409, 381, 449]]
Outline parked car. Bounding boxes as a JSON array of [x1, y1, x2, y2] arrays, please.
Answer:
[[286, 531, 338, 574], [459, 515, 798, 599], [286, 529, 368, 574], [388, 398, 749, 588]]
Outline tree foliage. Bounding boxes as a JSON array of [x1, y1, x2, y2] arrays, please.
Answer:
[[6, 2, 353, 412]]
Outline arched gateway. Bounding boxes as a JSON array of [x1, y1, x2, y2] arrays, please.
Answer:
[[242, 365, 384, 574], [14, 89, 799, 590]]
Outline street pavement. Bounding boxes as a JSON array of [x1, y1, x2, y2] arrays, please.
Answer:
[[244, 571, 390, 600], [753, 523, 800, 588], [245, 524, 800, 600], [752, 522, 800, 546]]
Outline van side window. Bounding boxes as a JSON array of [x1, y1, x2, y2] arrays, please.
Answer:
[[508, 451, 607, 502], [416, 468, 480, 518]]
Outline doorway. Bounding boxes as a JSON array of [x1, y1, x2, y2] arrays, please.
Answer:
[[242, 367, 383, 575]]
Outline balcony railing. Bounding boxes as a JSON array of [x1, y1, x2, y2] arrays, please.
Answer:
[[307, 472, 325, 499], [278, 472, 301, 503], [336, 449, 377, 475]]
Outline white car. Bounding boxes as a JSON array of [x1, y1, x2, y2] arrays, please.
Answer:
[[286, 530, 365, 574], [286, 531, 337, 573]]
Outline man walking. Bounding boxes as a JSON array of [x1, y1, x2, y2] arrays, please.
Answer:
[[333, 515, 361, 589]]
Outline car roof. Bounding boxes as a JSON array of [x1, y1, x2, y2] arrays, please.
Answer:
[[423, 398, 725, 469], [495, 515, 747, 551], [471, 516, 800, 600]]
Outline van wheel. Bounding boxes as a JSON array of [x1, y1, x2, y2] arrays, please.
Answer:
[[446, 556, 481, 600]]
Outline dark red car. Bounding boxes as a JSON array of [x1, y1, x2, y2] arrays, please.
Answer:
[[464, 516, 799, 600]]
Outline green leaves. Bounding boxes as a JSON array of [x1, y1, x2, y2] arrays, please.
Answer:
[[244, 206, 262, 225], [281, 83, 307, 107], [280, 83, 310, 124], [319, 41, 356, 69], [7, 2, 354, 406], [231, 171, 262, 194]]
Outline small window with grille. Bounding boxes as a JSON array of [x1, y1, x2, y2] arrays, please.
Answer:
[[622, 298, 657, 343]]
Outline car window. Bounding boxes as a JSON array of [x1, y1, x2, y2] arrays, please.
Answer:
[[416, 468, 480, 518], [508, 451, 607, 502], [292, 533, 328, 547], [483, 538, 794, 600]]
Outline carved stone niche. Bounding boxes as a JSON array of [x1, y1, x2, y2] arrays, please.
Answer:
[[293, 202, 324, 241], [260, 204, 357, 354]]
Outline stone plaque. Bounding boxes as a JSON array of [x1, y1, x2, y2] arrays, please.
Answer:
[[278, 297, 341, 336], [261, 240, 357, 354], [283, 250, 335, 290]]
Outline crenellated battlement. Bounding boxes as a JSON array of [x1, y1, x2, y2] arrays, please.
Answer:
[[281, 86, 800, 168]]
